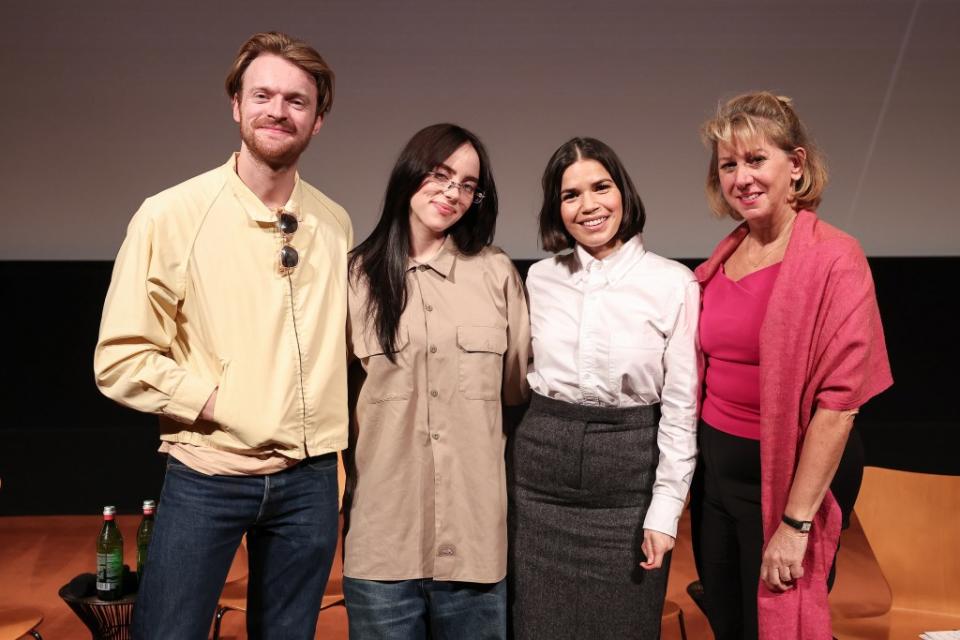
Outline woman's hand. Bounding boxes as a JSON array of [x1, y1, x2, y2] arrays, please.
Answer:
[[760, 522, 809, 591], [760, 407, 857, 592], [639, 529, 675, 570]]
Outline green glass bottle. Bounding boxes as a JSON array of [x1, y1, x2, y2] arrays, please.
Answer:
[[136, 499, 156, 579], [96, 505, 124, 600]]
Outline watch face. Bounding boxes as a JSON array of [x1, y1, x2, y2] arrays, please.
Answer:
[[800, 522, 812, 533]]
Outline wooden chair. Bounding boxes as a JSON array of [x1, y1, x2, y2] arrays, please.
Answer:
[[660, 599, 688, 640], [829, 510, 892, 620], [0, 478, 43, 640], [832, 467, 960, 639], [211, 534, 249, 640], [0, 607, 44, 639], [211, 520, 346, 639], [211, 454, 347, 639]]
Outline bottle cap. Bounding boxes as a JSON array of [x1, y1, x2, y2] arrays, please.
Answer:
[[142, 499, 156, 511], [103, 505, 116, 516]]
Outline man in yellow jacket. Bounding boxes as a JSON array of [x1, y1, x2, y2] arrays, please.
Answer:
[[94, 31, 352, 640]]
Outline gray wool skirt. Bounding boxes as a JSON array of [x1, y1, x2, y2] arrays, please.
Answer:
[[508, 393, 670, 640]]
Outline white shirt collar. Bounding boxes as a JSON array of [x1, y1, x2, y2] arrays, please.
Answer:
[[572, 235, 646, 286]]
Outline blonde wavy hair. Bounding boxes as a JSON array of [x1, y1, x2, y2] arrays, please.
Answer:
[[701, 91, 828, 219]]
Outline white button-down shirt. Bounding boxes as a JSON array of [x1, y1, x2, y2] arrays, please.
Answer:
[[525, 235, 700, 536]]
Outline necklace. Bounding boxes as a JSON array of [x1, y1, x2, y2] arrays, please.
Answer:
[[745, 215, 795, 268]]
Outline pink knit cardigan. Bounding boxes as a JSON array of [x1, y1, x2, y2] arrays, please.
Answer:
[[695, 210, 893, 639]]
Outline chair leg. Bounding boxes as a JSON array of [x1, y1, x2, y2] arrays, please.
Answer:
[[686, 580, 706, 614], [212, 605, 231, 640], [677, 607, 687, 640]]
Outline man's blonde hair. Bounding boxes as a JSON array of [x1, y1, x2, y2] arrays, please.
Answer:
[[225, 31, 334, 118]]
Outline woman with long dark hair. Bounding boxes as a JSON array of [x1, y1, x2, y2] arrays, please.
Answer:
[[509, 138, 699, 639], [343, 123, 530, 639]]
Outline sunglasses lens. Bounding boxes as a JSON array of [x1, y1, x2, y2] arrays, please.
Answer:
[[278, 213, 299, 235], [279, 245, 299, 269]]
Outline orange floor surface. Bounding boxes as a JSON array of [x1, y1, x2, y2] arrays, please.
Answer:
[[0, 512, 711, 639]]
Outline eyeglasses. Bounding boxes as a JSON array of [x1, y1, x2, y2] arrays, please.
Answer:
[[425, 171, 485, 204], [276, 211, 299, 274]]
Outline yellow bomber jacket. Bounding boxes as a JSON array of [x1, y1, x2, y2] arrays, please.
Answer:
[[94, 155, 353, 459]]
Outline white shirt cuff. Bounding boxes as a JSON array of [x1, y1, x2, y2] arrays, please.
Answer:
[[642, 493, 685, 538]]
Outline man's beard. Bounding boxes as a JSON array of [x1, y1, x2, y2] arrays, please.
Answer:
[[239, 116, 312, 170]]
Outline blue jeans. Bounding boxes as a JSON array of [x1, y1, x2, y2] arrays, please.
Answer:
[[132, 454, 340, 640], [343, 577, 506, 640]]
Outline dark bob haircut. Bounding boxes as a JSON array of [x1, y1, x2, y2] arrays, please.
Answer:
[[538, 137, 646, 253]]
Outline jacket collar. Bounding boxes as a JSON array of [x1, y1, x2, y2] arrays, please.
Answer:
[[223, 153, 304, 224]]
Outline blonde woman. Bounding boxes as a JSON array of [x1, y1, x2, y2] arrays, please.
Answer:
[[693, 92, 892, 639]]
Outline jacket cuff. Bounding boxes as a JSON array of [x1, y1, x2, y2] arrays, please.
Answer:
[[642, 494, 684, 538], [166, 374, 217, 424]]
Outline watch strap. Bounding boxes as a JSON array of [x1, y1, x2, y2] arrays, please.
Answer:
[[781, 513, 813, 533]]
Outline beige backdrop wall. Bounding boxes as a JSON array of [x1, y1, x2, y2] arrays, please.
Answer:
[[2, 0, 957, 259]]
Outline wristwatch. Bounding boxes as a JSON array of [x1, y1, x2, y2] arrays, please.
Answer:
[[781, 514, 813, 533]]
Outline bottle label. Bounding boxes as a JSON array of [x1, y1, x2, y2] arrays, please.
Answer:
[[96, 551, 123, 591]]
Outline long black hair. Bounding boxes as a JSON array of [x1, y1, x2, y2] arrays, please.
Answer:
[[349, 123, 499, 360]]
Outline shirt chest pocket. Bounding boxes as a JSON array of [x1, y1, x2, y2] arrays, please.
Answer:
[[355, 329, 413, 403], [457, 326, 508, 401]]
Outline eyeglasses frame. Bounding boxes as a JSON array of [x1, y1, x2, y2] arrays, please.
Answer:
[[425, 171, 486, 205]]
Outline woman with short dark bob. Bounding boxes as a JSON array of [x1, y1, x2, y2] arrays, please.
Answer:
[[343, 123, 530, 639], [509, 138, 699, 639], [693, 92, 892, 639]]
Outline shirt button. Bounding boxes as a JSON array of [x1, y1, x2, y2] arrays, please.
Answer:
[[418, 265, 428, 272], [432, 433, 440, 440], [430, 389, 438, 398], [429, 345, 438, 353], [425, 304, 433, 312], [438, 544, 456, 557]]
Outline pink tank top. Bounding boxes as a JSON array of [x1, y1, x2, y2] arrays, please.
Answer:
[[700, 262, 781, 440]]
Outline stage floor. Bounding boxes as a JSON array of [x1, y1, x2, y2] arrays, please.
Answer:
[[0, 511, 711, 639]]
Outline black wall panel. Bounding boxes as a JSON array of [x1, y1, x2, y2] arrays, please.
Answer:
[[1, 258, 956, 515]]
